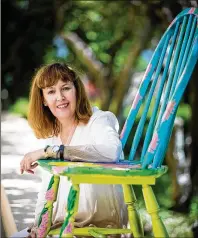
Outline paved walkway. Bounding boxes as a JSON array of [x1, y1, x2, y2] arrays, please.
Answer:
[[1, 112, 44, 232]]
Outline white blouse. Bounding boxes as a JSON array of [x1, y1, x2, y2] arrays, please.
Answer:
[[34, 107, 128, 229]]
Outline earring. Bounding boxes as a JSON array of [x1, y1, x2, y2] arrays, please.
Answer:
[[44, 102, 47, 106]]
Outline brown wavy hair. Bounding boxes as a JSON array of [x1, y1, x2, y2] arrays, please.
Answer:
[[28, 62, 92, 138]]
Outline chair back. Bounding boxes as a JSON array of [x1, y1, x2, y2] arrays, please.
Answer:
[[120, 8, 198, 169]]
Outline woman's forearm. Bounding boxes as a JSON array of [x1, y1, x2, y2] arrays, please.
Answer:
[[44, 144, 121, 162], [63, 144, 121, 162]]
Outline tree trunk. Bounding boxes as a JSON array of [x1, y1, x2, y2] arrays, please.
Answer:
[[111, 20, 154, 117]]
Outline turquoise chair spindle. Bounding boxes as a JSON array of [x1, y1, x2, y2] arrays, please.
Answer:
[[121, 8, 198, 168], [37, 8, 198, 238]]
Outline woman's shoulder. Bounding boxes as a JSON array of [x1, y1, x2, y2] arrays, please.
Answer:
[[88, 106, 119, 131], [90, 106, 117, 121], [42, 136, 55, 146]]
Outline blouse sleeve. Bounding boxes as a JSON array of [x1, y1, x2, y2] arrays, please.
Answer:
[[65, 111, 123, 162]]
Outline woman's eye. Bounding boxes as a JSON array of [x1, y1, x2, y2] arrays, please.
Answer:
[[62, 87, 70, 91], [48, 90, 55, 94]]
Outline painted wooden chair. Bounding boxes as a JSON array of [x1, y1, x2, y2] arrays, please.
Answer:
[[37, 8, 198, 238]]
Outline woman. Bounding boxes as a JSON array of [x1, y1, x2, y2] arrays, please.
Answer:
[[17, 63, 127, 237]]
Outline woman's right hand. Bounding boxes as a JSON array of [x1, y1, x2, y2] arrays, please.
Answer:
[[20, 149, 44, 174]]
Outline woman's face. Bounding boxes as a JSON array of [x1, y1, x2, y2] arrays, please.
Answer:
[[42, 80, 77, 121]]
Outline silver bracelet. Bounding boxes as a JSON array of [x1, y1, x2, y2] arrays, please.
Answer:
[[45, 145, 60, 159]]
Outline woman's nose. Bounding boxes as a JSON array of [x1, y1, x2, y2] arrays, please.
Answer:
[[56, 91, 65, 101]]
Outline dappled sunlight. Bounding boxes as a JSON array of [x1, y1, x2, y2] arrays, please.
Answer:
[[6, 189, 25, 196], [1, 113, 42, 231], [164, 213, 194, 237], [2, 179, 40, 190]]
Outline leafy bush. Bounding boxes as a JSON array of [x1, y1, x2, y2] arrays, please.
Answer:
[[9, 98, 29, 118]]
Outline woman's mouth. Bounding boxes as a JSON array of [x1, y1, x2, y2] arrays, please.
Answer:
[[57, 103, 69, 109]]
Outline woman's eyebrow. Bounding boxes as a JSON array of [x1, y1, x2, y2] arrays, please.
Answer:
[[45, 82, 71, 89], [46, 86, 55, 90], [61, 82, 72, 87]]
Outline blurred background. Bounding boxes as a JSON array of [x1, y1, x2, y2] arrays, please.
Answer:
[[1, 0, 198, 237]]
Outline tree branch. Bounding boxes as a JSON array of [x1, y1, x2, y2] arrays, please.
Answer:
[[60, 32, 108, 99]]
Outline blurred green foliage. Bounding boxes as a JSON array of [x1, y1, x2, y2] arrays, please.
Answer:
[[9, 98, 29, 118], [56, 1, 155, 76], [124, 102, 191, 123], [135, 172, 197, 237]]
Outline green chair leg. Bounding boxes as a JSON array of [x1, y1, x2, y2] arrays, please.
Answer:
[[123, 185, 144, 237], [37, 175, 60, 238], [142, 185, 169, 238], [60, 184, 80, 238]]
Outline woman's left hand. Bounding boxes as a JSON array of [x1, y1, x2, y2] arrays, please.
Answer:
[[20, 149, 44, 174]]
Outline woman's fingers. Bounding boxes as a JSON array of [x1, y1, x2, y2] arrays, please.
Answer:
[[24, 157, 34, 171], [31, 163, 38, 169], [20, 149, 44, 175], [20, 158, 38, 174], [27, 169, 34, 174], [20, 149, 45, 175], [25, 163, 38, 174], [20, 160, 25, 174]]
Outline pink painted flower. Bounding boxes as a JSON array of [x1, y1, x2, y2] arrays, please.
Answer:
[[148, 132, 159, 154], [143, 63, 152, 80], [64, 222, 72, 234], [132, 92, 142, 110], [52, 166, 68, 174], [37, 212, 49, 237], [41, 212, 49, 224], [120, 122, 126, 139], [37, 226, 47, 238], [45, 188, 55, 201], [162, 100, 176, 122], [169, 19, 175, 29], [188, 8, 195, 14]]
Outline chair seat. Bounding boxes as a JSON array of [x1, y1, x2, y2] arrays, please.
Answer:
[[38, 159, 167, 185]]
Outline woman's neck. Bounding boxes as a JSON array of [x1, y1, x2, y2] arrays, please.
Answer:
[[59, 117, 76, 133], [58, 117, 78, 145]]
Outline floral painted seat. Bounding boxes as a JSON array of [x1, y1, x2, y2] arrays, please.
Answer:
[[37, 8, 198, 238]]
